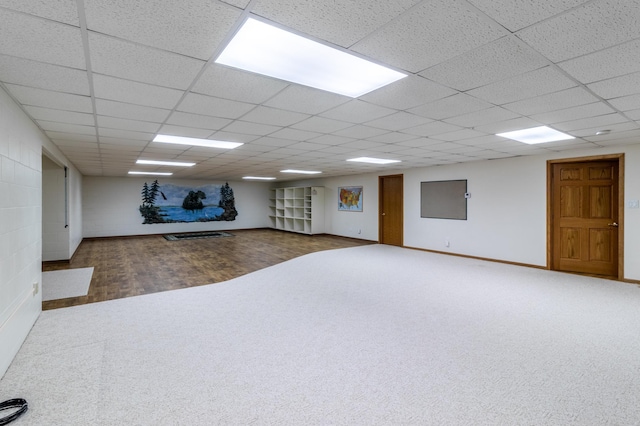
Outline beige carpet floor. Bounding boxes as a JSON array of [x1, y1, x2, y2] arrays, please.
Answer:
[[2, 245, 639, 425]]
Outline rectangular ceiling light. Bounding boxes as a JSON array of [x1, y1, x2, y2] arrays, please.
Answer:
[[128, 171, 173, 176], [153, 134, 243, 149], [347, 157, 401, 164], [243, 176, 276, 180], [280, 169, 322, 175], [496, 126, 574, 144], [136, 159, 195, 167], [215, 18, 407, 98]]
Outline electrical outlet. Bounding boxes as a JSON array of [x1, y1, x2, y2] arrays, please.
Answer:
[[33, 282, 39, 296], [445, 239, 450, 247]]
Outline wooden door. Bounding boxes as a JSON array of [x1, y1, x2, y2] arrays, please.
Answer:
[[551, 160, 619, 277], [379, 174, 403, 246]]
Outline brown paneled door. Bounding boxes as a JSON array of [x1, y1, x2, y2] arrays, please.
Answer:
[[379, 174, 403, 246], [551, 159, 620, 277]]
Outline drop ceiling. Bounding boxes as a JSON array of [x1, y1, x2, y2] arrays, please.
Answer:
[[1, 0, 639, 181]]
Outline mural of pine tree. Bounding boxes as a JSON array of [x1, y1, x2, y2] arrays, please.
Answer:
[[139, 180, 165, 224], [218, 182, 238, 221]]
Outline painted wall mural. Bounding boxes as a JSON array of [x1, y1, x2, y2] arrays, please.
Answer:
[[139, 180, 238, 224]]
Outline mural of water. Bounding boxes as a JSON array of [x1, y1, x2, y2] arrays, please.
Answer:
[[159, 206, 224, 222]]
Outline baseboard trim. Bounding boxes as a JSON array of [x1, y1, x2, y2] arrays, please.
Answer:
[[403, 245, 547, 270]]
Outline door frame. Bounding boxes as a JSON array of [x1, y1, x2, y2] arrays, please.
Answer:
[[547, 153, 625, 279], [378, 174, 404, 246]]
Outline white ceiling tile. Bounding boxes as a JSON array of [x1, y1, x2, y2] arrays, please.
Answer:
[[178, 93, 256, 119], [530, 102, 616, 125], [268, 128, 323, 142], [553, 113, 629, 132], [46, 132, 98, 143], [25, 106, 94, 125], [38, 121, 96, 135], [5, 84, 92, 113], [251, 0, 421, 47], [444, 106, 519, 127], [165, 112, 231, 131], [240, 106, 310, 127], [365, 111, 431, 132], [156, 125, 213, 139], [83, 0, 241, 60], [97, 115, 161, 133], [434, 129, 487, 142], [472, 116, 542, 134], [402, 121, 463, 137], [559, 39, 640, 84], [291, 116, 353, 133], [502, 87, 600, 116], [0, 0, 79, 25], [569, 121, 639, 138], [408, 93, 493, 121], [624, 109, 640, 121], [0, 55, 89, 95], [192, 64, 288, 104], [264, 84, 350, 115], [93, 74, 183, 109], [99, 137, 148, 147], [467, 0, 590, 32], [98, 128, 153, 141], [219, 0, 250, 8], [308, 134, 356, 147], [249, 137, 297, 148], [368, 131, 416, 144], [89, 33, 205, 90], [0, 9, 85, 68], [608, 94, 640, 112], [320, 100, 396, 124], [466, 66, 577, 105], [332, 125, 389, 139], [587, 71, 640, 99], [221, 120, 282, 136], [100, 143, 143, 152], [209, 131, 260, 144], [352, 0, 507, 72], [360, 75, 456, 110], [420, 36, 548, 91], [95, 99, 170, 123], [517, 0, 640, 62]]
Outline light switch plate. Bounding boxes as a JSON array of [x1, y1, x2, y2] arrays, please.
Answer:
[[628, 200, 639, 209]]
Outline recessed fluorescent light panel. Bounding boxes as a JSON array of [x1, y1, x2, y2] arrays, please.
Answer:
[[215, 18, 407, 97], [128, 171, 173, 176], [496, 126, 574, 144], [280, 169, 322, 175], [347, 157, 401, 165], [153, 135, 243, 149], [243, 176, 276, 180], [136, 159, 195, 167]]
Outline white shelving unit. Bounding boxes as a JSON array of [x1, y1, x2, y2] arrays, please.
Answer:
[[269, 186, 325, 235]]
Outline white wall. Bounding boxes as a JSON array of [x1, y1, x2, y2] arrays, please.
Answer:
[[0, 87, 82, 378], [83, 176, 271, 237], [0, 87, 44, 377], [293, 144, 640, 281], [68, 164, 83, 257]]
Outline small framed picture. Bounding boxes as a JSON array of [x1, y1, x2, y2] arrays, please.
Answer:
[[338, 186, 363, 212]]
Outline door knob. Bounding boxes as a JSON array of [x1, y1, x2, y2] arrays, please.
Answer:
[[608, 222, 619, 227], [381, 213, 386, 216]]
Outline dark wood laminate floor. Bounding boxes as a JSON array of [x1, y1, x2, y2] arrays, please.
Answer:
[[42, 229, 375, 310]]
